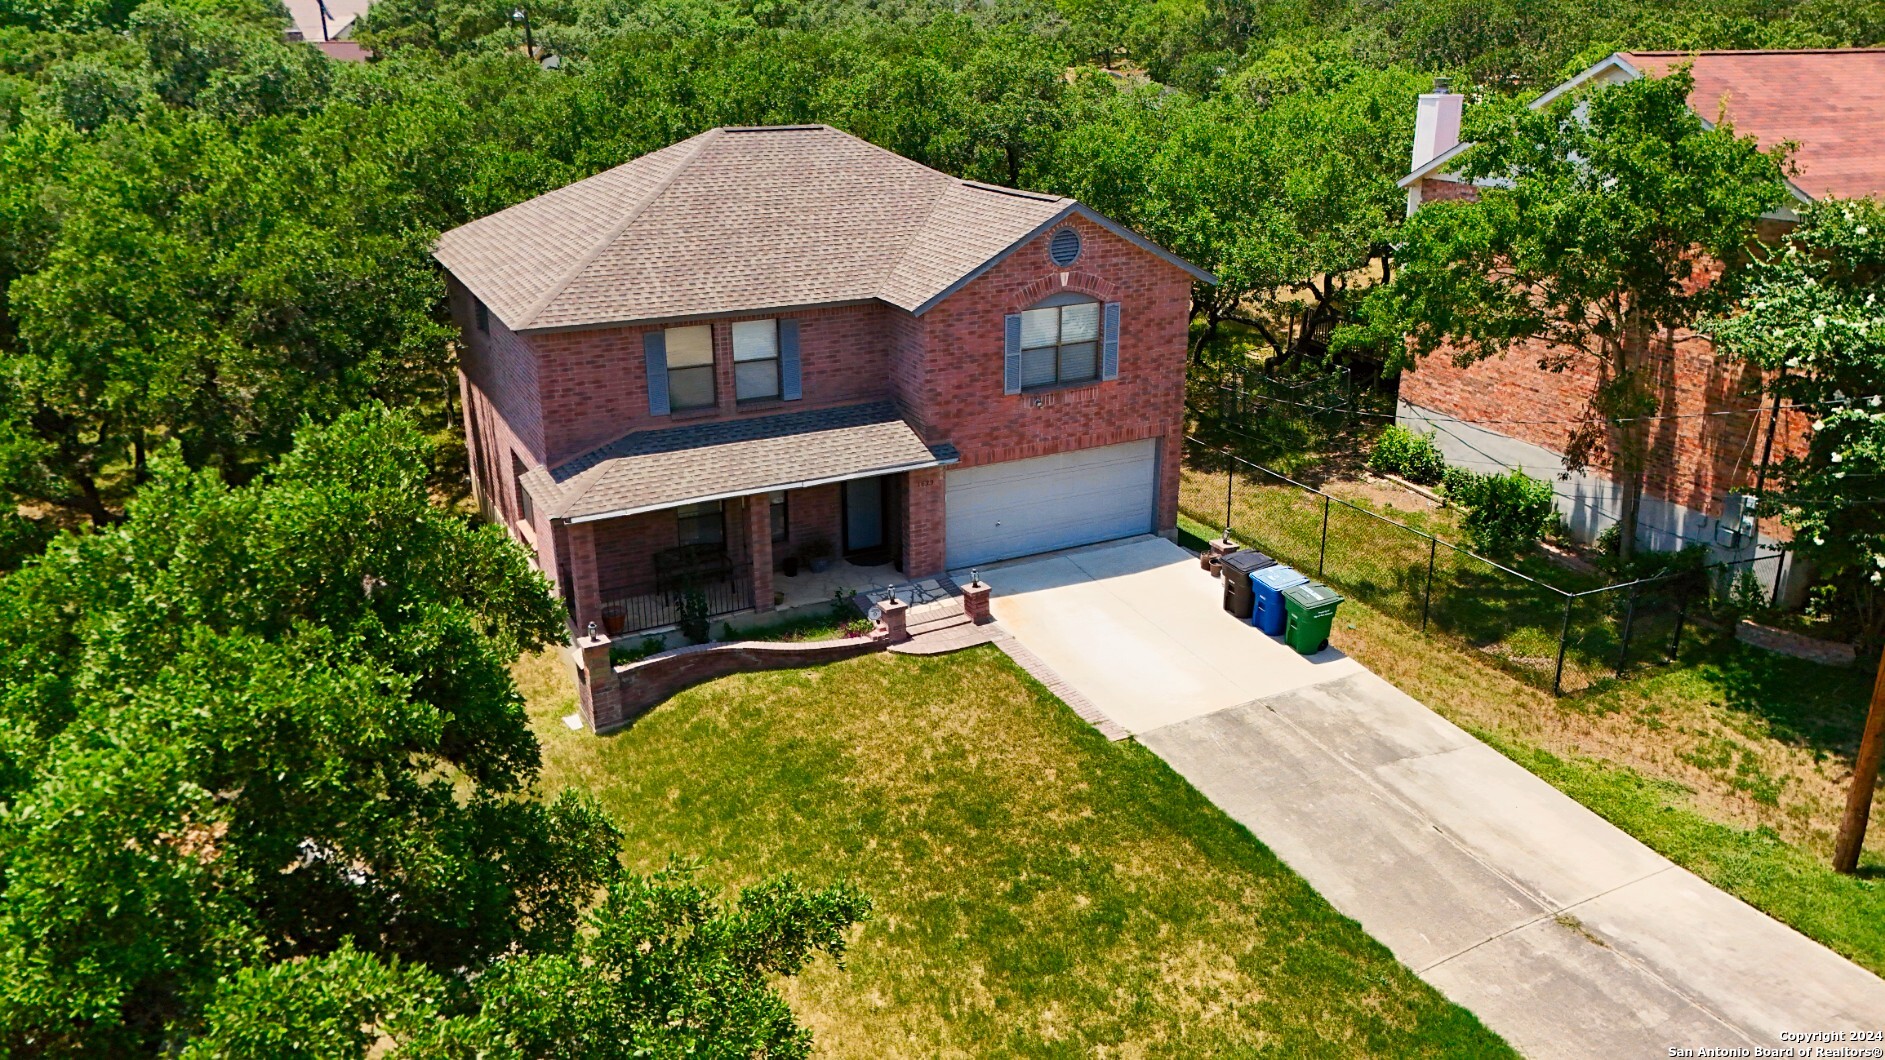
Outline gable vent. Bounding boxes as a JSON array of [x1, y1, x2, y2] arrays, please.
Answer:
[[1048, 226, 1082, 267]]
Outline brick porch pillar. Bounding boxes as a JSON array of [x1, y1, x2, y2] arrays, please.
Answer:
[[566, 520, 604, 633], [745, 494, 774, 612], [574, 632, 622, 732], [903, 468, 946, 578]]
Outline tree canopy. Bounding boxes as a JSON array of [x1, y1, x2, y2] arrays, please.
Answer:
[[0, 408, 867, 1053], [1346, 67, 1793, 557], [1704, 200, 1885, 649]]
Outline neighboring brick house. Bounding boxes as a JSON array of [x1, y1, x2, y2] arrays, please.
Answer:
[[1395, 50, 1885, 588], [434, 124, 1210, 636]]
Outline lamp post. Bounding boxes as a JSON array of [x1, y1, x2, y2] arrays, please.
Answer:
[[512, 5, 535, 59]]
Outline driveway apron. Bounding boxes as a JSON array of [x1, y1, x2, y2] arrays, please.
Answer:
[[980, 536, 1885, 1059]]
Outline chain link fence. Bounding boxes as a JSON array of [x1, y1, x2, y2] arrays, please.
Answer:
[[1183, 438, 1784, 694]]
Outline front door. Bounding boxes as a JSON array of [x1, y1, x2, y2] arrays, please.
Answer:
[[843, 477, 885, 557]]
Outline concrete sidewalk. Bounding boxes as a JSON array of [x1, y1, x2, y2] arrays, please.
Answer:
[[984, 537, 1885, 1059]]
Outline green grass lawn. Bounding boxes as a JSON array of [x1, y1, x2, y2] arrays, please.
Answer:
[[518, 646, 1511, 1058]]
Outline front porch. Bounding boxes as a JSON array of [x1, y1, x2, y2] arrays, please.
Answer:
[[568, 471, 944, 638], [521, 402, 954, 638]]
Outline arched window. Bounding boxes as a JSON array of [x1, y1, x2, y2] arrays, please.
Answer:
[[1018, 293, 1101, 390]]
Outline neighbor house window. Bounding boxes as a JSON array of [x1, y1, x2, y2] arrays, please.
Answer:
[[675, 500, 725, 549], [769, 490, 788, 542], [511, 453, 533, 525], [1019, 296, 1100, 389], [474, 298, 490, 334], [664, 325, 715, 411], [732, 319, 781, 402]]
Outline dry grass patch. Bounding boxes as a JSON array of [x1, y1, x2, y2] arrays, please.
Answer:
[[518, 646, 1509, 1057]]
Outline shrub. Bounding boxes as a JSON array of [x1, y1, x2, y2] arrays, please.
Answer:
[[677, 585, 711, 644], [1367, 425, 1447, 484], [1451, 469, 1555, 556]]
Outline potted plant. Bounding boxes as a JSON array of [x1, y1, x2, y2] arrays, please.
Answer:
[[801, 538, 835, 573]]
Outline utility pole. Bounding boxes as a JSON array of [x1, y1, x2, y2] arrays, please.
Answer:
[[1833, 650, 1885, 874], [317, 0, 331, 40]]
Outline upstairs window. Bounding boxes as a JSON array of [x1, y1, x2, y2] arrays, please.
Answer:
[[511, 453, 534, 525], [732, 319, 781, 402], [475, 298, 490, 334], [1019, 295, 1100, 389], [675, 500, 725, 549], [664, 325, 715, 411]]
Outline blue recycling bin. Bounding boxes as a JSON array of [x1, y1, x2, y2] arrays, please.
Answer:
[[1251, 564, 1309, 635]]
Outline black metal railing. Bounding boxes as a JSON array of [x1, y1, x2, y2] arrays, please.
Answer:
[[599, 572, 750, 635]]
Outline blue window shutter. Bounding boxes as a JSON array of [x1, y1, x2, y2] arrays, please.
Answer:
[[779, 319, 802, 401], [643, 331, 670, 416], [1101, 302, 1121, 381], [1003, 313, 1022, 395]]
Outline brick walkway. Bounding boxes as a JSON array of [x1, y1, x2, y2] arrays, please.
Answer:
[[991, 631, 1130, 742]]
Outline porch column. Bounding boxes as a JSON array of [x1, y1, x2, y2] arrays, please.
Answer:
[[745, 495, 774, 612], [903, 468, 946, 579], [565, 520, 604, 634]]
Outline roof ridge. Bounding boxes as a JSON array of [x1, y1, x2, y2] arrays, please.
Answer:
[[512, 128, 725, 330], [880, 177, 959, 295], [956, 179, 1067, 204]]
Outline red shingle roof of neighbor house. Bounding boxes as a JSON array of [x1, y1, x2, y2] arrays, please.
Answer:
[[1621, 50, 1885, 201], [435, 124, 1211, 333], [1404, 49, 1885, 203]]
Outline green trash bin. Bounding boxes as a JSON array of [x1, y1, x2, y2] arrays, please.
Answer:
[[1282, 582, 1344, 654]]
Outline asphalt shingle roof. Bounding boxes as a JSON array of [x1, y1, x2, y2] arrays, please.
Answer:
[[1623, 50, 1885, 201], [521, 402, 945, 522], [435, 125, 1106, 331]]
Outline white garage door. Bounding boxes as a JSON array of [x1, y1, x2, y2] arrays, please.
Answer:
[[945, 439, 1158, 569]]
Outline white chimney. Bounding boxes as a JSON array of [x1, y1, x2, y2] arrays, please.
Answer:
[[1412, 77, 1464, 170]]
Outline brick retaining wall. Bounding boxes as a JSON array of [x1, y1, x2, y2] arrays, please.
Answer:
[[577, 634, 886, 732]]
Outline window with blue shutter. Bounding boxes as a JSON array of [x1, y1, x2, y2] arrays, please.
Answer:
[[643, 331, 670, 416], [1101, 302, 1120, 381], [1003, 314, 1022, 395], [779, 319, 802, 400], [1014, 294, 1103, 390]]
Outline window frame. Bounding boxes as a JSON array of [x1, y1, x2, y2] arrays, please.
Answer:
[[769, 490, 789, 543], [1018, 294, 1102, 392], [732, 319, 782, 403], [675, 500, 726, 550], [511, 453, 533, 526], [663, 324, 716, 413]]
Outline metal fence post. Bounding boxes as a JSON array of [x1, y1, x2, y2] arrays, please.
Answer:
[[1552, 594, 1574, 695], [1770, 550, 1787, 608], [1669, 588, 1687, 664], [1223, 447, 1234, 538], [1317, 495, 1331, 577], [1614, 581, 1640, 677], [1421, 535, 1437, 632]]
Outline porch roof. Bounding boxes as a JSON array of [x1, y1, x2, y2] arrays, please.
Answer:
[[521, 401, 951, 523]]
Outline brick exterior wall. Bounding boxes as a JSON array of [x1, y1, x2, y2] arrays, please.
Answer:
[[450, 203, 1196, 610], [528, 302, 894, 468], [1398, 179, 1811, 540], [909, 212, 1192, 554]]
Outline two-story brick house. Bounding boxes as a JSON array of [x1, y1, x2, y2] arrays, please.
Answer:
[[435, 125, 1210, 635], [1394, 50, 1883, 595]]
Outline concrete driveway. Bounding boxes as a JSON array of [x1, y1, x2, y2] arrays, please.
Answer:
[[972, 535, 1362, 733], [977, 536, 1885, 1059]]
